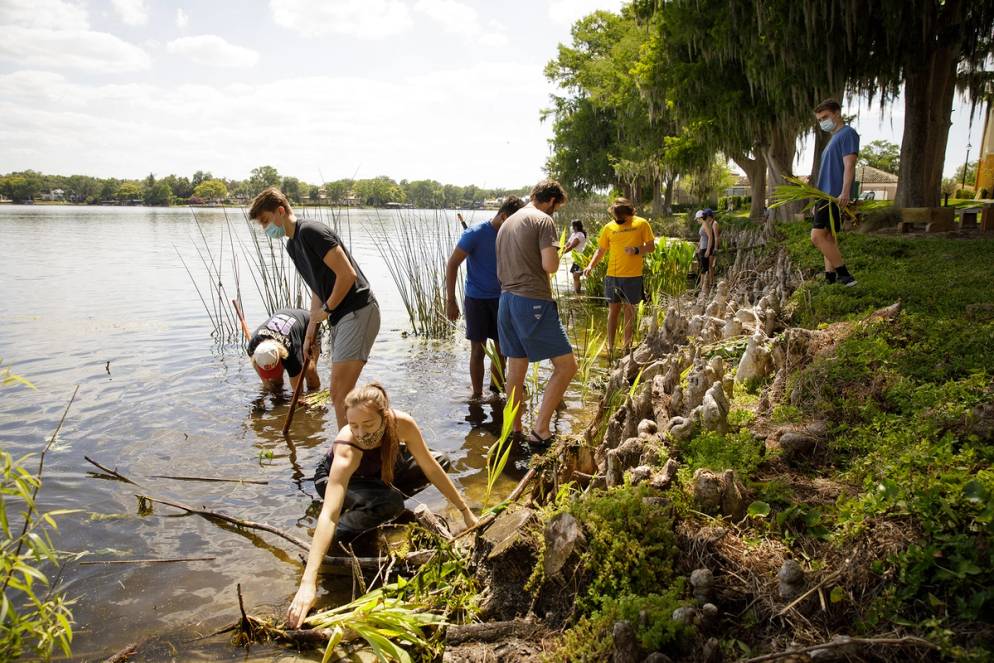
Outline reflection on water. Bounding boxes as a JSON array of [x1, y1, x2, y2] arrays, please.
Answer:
[[0, 204, 596, 660]]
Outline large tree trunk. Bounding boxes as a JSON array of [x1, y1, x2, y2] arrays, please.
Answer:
[[894, 1, 961, 208], [651, 178, 665, 216], [763, 129, 798, 222], [664, 175, 674, 216], [808, 127, 831, 186], [731, 151, 767, 221]]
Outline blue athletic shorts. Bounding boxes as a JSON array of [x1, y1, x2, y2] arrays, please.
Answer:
[[497, 292, 573, 362]]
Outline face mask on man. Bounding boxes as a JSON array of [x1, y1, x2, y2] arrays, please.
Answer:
[[819, 117, 836, 133], [265, 222, 286, 239]]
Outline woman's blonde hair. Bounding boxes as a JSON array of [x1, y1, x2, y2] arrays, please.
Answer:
[[344, 382, 400, 484]]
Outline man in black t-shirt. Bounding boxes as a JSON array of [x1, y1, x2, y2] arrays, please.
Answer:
[[249, 188, 380, 427], [246, 307, 321, 390]]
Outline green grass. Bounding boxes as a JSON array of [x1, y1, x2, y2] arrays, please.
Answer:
[[779, 221, 994, 655]]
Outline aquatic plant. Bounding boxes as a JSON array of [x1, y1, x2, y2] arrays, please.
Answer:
[[365, 210, 461, 338], [484, 392, 521, 504], [1, 387, 78, 660], [304, 590, 445, 663]]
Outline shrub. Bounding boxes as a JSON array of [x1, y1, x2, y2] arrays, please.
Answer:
[[548, 589, 694, 663], [567, 485, 679, 613]]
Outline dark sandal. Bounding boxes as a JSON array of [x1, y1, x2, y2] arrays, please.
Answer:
[[526, 429, 555, 449]]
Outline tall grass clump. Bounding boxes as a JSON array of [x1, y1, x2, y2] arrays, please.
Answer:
[[178, 207, 310, 343], [365, 210, 462, 338]]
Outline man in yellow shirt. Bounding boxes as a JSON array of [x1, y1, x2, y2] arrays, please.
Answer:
[[582, 197, 655, 352]]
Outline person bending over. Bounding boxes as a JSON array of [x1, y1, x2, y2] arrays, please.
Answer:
[[286, 382, 478, 628], [247, 307, 321, 391]]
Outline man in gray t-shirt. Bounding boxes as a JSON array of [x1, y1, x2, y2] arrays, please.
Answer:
[[495, 179, 577, 449]]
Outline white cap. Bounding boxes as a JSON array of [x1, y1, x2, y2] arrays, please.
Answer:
[[694, 210, 704, 219], [253, 339, 282, 369]]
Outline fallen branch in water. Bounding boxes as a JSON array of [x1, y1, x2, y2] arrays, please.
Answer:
[[741, 635, 939, 663], [137, 493, 432, 570], [138, 494, 311, 550], [148, 474, 268, 485], [100, 641, 139, 663], [79, 557, 216, 565], [84, 456, 142, 486]]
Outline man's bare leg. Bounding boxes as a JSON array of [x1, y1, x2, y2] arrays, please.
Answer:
[[505, 357, 529, 434], [469, 341, 486, 399], [532, 353, 578, 439], [329, 360, 366, 429], [606, 302, 621, 353]]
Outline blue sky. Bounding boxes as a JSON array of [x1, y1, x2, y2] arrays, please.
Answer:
[[0, 0, 983, 187]]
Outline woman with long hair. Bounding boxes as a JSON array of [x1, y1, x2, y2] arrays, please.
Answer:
[[286, 382, 478, 627]]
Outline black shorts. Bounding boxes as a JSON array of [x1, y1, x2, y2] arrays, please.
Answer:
[[698, 250, 711, 274], [569, 262, 582, 274], [813, 201, 843, 233], [464, 296, 500, 344]]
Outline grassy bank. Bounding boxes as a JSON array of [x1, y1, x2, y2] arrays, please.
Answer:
[[539, 222, 994, 660]]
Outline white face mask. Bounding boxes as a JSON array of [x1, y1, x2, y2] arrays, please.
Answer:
[[819, 117, 836, 132]]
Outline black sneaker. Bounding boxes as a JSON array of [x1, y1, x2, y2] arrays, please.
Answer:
[[838, 272, 857, 287], [825, 271, 837, 285]]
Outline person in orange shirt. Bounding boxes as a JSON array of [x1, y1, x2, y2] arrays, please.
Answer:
[[582, 198, 655, 353]]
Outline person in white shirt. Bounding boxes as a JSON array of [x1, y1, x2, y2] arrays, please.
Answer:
[[563, 219, 588, 294]]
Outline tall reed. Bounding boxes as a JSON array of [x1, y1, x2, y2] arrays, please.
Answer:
[[365, 210, 462, 338]]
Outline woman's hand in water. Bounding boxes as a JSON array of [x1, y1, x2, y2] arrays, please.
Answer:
[[460, 506, 479, 529], [286, 582, 316, 629]]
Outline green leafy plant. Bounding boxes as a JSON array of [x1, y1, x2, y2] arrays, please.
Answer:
[[484, 392, 521, 504], [304, 590, 445, 663], [2, 388, 77, 660]]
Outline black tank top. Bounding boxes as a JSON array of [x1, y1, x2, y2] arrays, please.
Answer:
[[333, 441, 391, 479]]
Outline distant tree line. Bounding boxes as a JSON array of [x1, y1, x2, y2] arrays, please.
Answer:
[[0, 165, 529, 208]]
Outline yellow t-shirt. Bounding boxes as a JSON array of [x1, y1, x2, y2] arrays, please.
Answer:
[[597, 216, 655, 277]]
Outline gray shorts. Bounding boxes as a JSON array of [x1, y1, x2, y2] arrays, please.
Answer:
[[604, 275, 644, 304], [329, 301, 380, 363]]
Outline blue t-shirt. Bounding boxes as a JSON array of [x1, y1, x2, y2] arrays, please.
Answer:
[[457, 220, 500, 299], [816, 125, 860, 198]]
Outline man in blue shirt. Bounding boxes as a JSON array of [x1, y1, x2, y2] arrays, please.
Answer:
[[445, 196, 525, 399], [813, 98, 859, 286]]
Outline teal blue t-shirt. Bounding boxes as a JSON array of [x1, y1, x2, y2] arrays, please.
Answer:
[[457, 220, 500, 299], [816, 125, 860, 198]]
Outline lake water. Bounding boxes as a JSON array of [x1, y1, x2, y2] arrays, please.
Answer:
[[0, 204, 592, 660]]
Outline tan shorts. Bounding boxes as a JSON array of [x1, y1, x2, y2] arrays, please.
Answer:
[[329, 301, 380, 363]]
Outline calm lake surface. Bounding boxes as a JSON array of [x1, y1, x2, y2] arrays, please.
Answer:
[[0, 204, 592, 661]]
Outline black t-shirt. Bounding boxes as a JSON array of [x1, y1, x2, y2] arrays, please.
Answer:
[[246, 307, 309, 377], [286, 220, 374, 325]]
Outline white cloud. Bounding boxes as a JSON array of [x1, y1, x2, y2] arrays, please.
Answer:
[[111, 0, 149, 26], [413, 0, 477, 33], [176, 8, 190, 29], [166, 35, 260, 68], [0, 0, 89, 29], [0, 26, 151, 72], [269, 0, 413, 38], [0, 61, 551, 185], [547, 0, 625, 25]]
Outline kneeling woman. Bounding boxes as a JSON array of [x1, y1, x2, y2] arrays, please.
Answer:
[[286, 382, 478, 628]]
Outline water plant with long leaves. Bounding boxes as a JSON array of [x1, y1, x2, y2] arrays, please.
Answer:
[[769, 176, 857, 238], [304, 589, 445, 663], [484, 391, 521, 505]]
